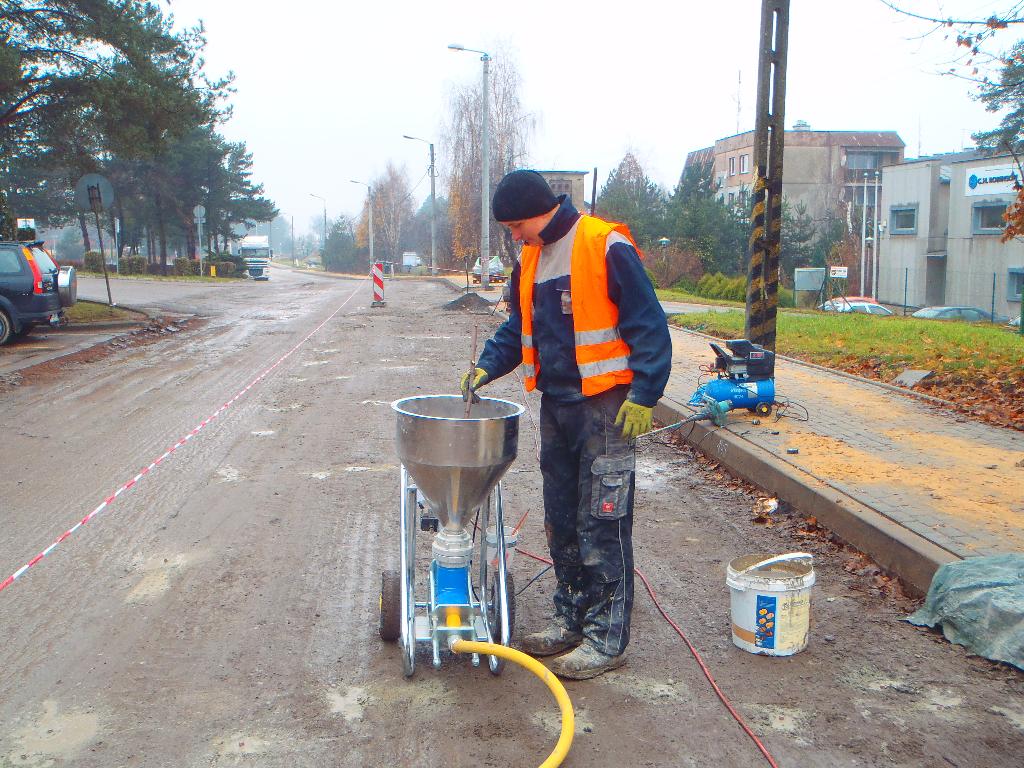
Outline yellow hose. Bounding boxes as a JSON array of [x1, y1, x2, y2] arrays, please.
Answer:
[[451, 639, 574, 768]]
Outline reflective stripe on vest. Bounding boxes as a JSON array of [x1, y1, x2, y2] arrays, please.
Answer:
[[518, 215, 640, 396]]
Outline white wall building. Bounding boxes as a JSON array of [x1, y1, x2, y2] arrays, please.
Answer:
[[879, 152, 1024, 319]]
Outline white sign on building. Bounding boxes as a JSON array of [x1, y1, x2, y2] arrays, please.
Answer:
[[965, 165, 1021, 196], [829, 265, 849, 278]]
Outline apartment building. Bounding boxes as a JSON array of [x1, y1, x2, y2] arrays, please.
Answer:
[[685, 124, 905, 224]]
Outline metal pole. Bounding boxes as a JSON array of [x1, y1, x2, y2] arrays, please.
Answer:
[[860, 172, 868, 296], [904, 266, 909, 315], [196, 215, 203, 276], [322, 201, 327, 266], [93, 210, 113, 305], [291, 216, 295, 264], [429, 142, 437, 275], [992, 272, 997, 324], [480, 52, 491, 291], [744, 0, 790, 350], [369, 191, 375, 267], [873, 170, 881, 300], [591, 167, 598, 216]]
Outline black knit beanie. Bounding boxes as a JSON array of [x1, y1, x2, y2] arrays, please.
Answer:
[[491, 170, 558, 222]]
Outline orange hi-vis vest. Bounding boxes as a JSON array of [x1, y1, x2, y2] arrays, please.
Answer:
[[519, 215, 640, 397]]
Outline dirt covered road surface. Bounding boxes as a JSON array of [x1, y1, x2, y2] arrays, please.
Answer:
[[0, 276, 1021, 767]]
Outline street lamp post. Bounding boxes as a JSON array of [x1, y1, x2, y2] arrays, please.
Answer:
[[350, 180, 374, 267], [448, 43, 492, 290], [403, 134, 437, 275], [310, 193, 327, 265]]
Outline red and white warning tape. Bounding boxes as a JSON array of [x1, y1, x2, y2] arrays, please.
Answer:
[[0, 280, 366, 594]]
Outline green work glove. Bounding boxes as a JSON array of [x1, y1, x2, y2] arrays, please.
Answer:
[[615, 398, 653, 440], [460, 367, 489, 401]]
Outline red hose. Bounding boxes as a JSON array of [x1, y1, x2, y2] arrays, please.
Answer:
[[518, 547, 781, 768]]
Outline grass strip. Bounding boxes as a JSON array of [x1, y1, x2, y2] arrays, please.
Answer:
[[670, 309, 1024, 379]]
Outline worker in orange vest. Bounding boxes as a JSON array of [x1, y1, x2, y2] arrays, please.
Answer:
[[462, 170, 671, 679]]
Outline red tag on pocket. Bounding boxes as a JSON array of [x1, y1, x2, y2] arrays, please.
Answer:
[[602, 501, 615, 514]]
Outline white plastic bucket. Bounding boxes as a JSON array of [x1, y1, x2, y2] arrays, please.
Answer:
[[485, 526, 519, 570], [726, 552, 815, 656]]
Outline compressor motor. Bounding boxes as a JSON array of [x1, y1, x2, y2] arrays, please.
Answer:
[[688, 339, 776, 425]]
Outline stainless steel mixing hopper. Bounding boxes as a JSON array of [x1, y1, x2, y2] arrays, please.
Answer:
[[392, 395, 524, 531]]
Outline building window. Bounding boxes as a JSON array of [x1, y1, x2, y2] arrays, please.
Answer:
[[847, 152, 879, 170], [739, 189, 748, 207], [889, 205, 918, 235], [727, 192, 735, 205], [740, 154, 749, 174], [1009, 267, 1024, 302], [973, 202, 1007, 234], [728, 156, 736, 176]]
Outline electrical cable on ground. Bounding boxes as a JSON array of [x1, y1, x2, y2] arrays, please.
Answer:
[[517, 547, 781, 768]]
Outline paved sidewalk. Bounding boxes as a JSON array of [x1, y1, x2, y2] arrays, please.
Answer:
[[659, 325, 1024, 590]]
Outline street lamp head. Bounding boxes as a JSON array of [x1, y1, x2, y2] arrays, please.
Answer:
[[447, 43, 465, 51]]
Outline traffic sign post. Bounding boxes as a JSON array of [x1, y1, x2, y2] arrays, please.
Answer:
[[193, 205, 206, 276], [75, 173, 115, 306]]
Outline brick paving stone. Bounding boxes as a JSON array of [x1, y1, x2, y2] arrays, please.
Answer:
[[663, 324, 1024, 559]]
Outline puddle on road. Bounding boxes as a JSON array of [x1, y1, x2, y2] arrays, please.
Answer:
[[302, 360, 330, 367], [360, 400, 389, 406], [251, 430, 276, 437], [602, 671, 690, 705], [216, 465, 242, 483], [212, 732, 291, 756], [5, 700, 100, 766], [265, 402, 305, 413], [125, 553, 199, 603], [327, 686, 368, 723], [305, 471, 332, 480], [989, 705, 1024, 732]]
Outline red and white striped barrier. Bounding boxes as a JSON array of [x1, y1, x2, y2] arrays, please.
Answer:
[[371, 262, 386, 307], [0, 280, 366, 595]]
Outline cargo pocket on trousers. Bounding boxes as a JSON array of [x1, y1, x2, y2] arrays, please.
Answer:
[[590, 453, 635, 520]]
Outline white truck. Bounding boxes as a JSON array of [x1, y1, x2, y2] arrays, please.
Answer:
[[238, 235, 272, 280]]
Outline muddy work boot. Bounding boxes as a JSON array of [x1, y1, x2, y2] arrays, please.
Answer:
[[547, 643, 626, 680], [518, 623, 583, 657]]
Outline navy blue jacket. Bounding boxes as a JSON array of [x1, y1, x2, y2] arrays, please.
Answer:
[[477, 198, 671, 407]]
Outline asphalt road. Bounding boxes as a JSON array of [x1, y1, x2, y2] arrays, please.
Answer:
[[0, 273, 1020, 767]]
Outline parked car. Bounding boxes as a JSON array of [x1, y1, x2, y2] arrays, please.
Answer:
[[0, 241, 77, 345], [817, 297, 893, 316], [910, 306, 1007, 323], [471, 256, 507, 284]]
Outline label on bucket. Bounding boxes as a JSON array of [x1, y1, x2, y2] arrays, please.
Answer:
[[755, 595, 777, 649]]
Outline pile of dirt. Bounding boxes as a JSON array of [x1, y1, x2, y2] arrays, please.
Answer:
[[442, 292, 493, 311]]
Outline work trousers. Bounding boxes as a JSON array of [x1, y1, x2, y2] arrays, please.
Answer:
[[539, 385, 635, 656]]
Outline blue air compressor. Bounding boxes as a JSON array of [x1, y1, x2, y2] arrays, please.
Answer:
[[687, 339, 776, 426]]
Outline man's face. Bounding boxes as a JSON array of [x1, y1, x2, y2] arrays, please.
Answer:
[[499, 206, 557, 247]]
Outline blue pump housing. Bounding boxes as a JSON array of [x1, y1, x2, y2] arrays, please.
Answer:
[[433, 563, 470, 606], [699, 377, 775, 410]]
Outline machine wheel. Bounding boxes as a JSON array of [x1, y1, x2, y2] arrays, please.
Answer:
[[755, 402, 773, 417], [487, 570, 515, 644], [379, 569, 402, 642], [0, 310, 12, 346]]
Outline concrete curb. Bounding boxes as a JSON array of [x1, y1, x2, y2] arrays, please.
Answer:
[[653, 396, 958, 596]]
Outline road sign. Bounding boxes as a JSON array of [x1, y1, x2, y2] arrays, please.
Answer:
[[193, 204, 206, 220], [829, 266, 849, 278], [74, 173, 115, 213], [16, 218, 35, 229]]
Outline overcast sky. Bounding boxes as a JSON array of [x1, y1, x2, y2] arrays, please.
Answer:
[[167, 0, 1013, 235]]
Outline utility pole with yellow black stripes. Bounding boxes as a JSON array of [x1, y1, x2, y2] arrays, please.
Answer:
[[745, 0, 790, 350]]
